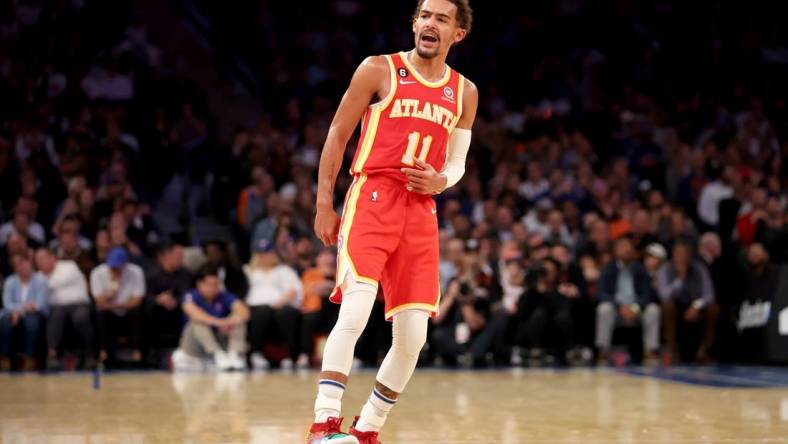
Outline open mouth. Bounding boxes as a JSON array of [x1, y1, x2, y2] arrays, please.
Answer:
[[420, 33, 439, 45]]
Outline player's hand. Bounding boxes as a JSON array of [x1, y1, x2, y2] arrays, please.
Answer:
[[401, 158, 447, 194], [314, 205, 341, 246]]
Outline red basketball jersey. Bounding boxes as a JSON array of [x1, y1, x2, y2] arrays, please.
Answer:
[[349, 52, 465, 182]]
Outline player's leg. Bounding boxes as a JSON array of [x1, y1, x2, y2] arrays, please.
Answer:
[[307, 274, 377, 444], [351, 309, 429, 434], [314, 274, 378, 421]]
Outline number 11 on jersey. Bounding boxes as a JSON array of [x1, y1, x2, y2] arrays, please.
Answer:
[[401, 131, 433, 166]]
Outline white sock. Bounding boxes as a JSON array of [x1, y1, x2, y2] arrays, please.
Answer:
[[356, 387, 396, 432], [314, 379, 345, 423]]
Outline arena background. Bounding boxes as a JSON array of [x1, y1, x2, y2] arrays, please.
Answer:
[[1, 0, 787, 442]]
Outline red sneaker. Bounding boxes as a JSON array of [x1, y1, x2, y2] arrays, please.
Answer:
[[348, 417, 382, 444], [306, 417, 359, 444]]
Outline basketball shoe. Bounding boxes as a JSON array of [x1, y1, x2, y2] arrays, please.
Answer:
[[348, 417, 382, 444], [306, 416, 359, 444]]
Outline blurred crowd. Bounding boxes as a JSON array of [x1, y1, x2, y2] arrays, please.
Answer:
[[0, 0, 786, 371]]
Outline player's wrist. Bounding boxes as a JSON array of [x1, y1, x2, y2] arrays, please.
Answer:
[[433, 173, 448, 194]]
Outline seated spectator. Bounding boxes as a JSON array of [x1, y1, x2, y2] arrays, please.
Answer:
[[90, 247, 145, 365], [53, 225, 95, 277], [657, 241, 719, 363], [172, 267, 249, 372], [431, 242, 503, 367], [595, 237, 660, 364], [145, 242, 191, 357], [299, 248, 339, 369], [120, 199, 159, 255], [245, 239, 303, 370], [513, 258, 574, 365], [630, 209, 659, 253], [50, 212, 92, 250], [0, 233, 31, 277], [0, 208, 45, 247], [552, 243, 593, 357], [754, 197, 787, 264], [0, 252, 48, 371], [579, 218, 613, 265], [34, 248, 95, 369], [643, 243, 668, 284], [236, 166, 274, 231], [736, 243, 779, 363], [203, 240, 248, 300]]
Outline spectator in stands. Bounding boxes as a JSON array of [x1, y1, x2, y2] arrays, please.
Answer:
[[299, 248, 338, 369], [431, 241, 502, 367], [145, 242, 191, 360], [90, 247, 146, 365], [0, 252, 48, 371], [697, 167, 735, 229], [202, 240, 248, 300], [34, 248, 95, 369], [121, 199, 159, 255], [245, 239, 303, 370], [0, 204, 45, 247], [754, 197, 787, 264], [630, 209, 659, 253], [657, 242, 720, 363], [172, 266, 249, 372], [737, 243, 780, 363], [643, 243, 668, 284], [236, 166, 274, 232], [52, 220, 95, 277], [552, 243, 593, 357], [595, 237, 660, 364], [580, 218, 613, 265], [0, 233, 30, 277], [514, 258, 574, 365]]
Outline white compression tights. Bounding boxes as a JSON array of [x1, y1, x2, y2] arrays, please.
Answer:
[[321, 274, 429, 393]]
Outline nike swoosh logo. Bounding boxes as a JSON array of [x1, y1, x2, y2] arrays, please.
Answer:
[[399, 79, 417, 85]]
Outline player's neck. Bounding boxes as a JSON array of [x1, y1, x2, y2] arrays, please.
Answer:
[[406, 49, 448, 82]]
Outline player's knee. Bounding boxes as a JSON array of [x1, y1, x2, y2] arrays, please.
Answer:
[[334, 312, 367, 339], [397, 329, 427, 359], [392, 311, 428, 358]]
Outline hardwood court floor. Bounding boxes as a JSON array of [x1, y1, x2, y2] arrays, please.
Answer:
[[2, 368, 788, 443]]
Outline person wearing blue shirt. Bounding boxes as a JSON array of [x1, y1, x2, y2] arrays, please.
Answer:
[[1, 252, 49, 371], [172, 266, 249, 372]]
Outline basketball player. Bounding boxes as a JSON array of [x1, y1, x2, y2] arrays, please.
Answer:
[[306, 0, 477, 442]]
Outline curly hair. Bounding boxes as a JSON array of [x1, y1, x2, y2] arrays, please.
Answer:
[[413, 0, 473, 34]]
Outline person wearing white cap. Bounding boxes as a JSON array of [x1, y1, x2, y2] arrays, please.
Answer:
[[643, 242, 668, 285]]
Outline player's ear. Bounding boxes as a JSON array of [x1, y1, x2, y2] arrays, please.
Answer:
[[453, 28, 467, 45]]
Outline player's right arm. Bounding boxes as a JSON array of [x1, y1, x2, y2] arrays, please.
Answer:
[[314, 56, 389, 246]]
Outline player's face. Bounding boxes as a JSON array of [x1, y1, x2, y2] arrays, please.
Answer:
[[413, 0, 467, 59]]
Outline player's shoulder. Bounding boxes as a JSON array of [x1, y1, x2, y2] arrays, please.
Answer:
[[460, 75, 478, 95], [357, 55, 391, 74], [460, 75, 478, 102]]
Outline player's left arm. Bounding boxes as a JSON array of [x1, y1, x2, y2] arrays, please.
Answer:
[[402, 78, 478, 194]]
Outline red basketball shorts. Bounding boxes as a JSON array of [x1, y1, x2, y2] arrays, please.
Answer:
[[329, 174, 441, 320]]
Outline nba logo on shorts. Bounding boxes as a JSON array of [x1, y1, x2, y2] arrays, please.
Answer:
[[371, 190, 379, 202]]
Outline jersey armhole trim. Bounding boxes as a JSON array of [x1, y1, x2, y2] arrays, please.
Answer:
[[369, 55, 398, 110]]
